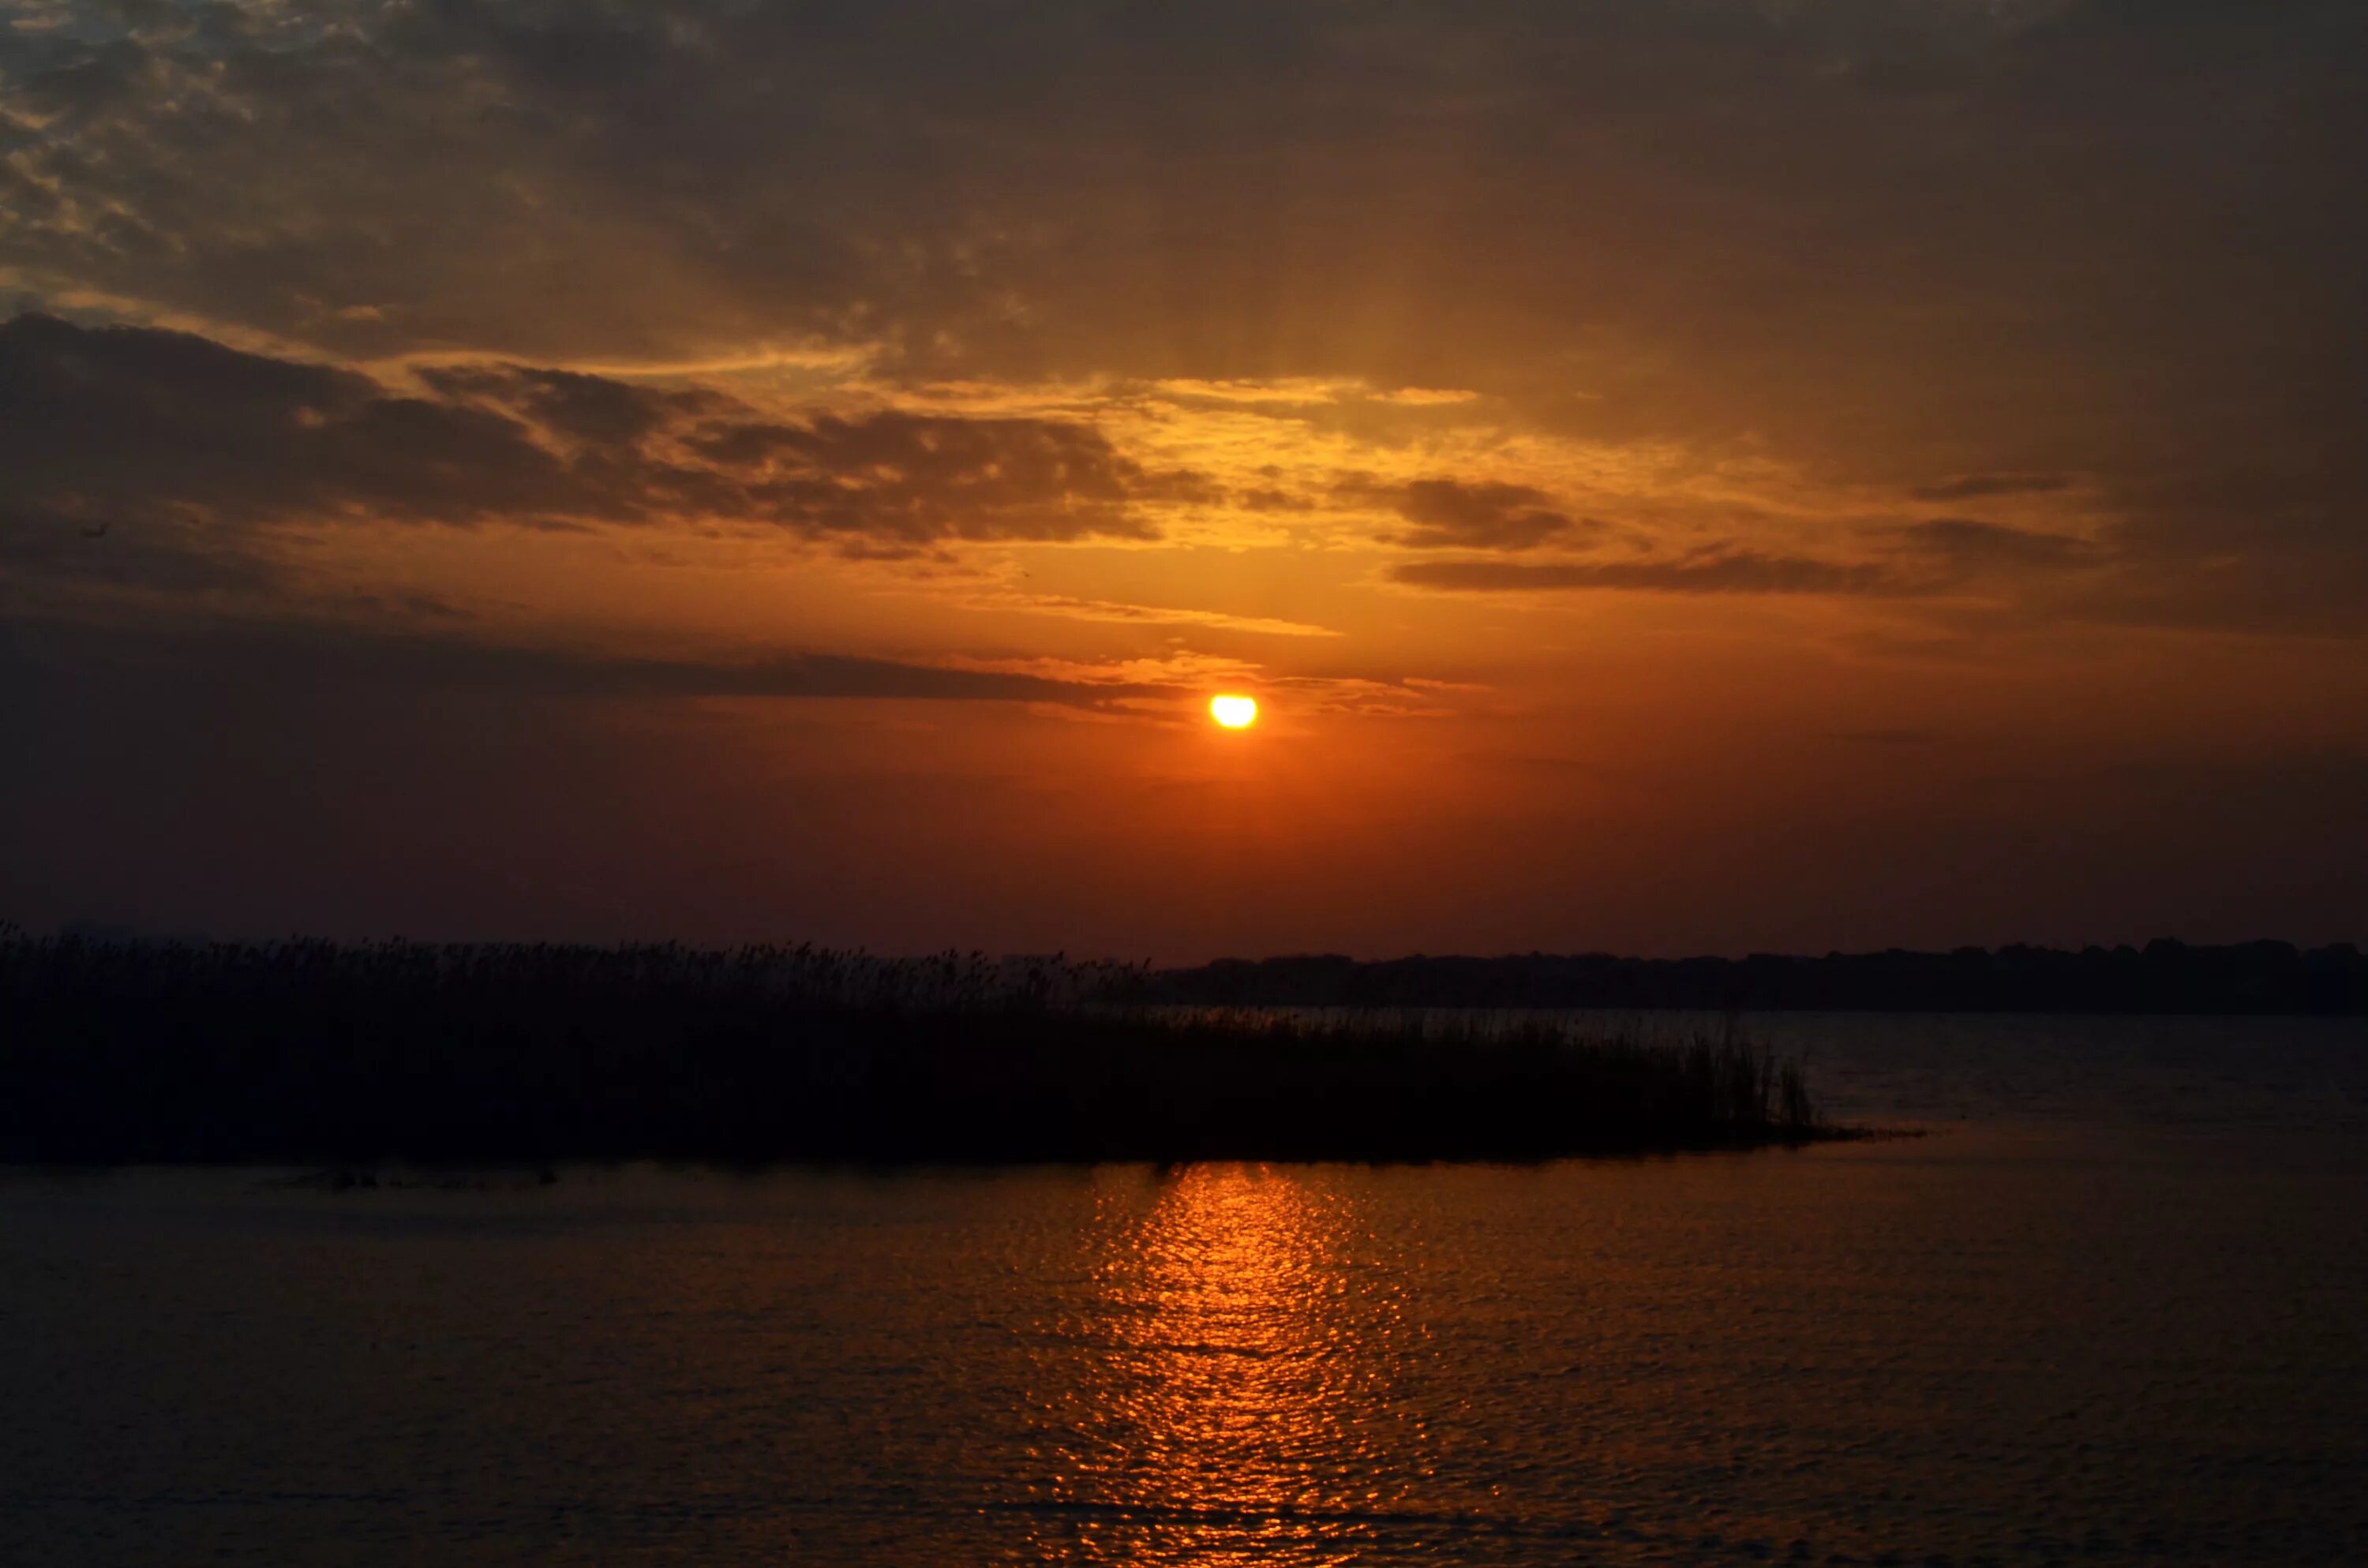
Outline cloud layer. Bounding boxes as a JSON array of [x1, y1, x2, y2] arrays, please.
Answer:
[[0, 313, 1203, 597], [7, 2, 2366, 628]]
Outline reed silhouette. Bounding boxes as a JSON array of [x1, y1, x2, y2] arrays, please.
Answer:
[[0, 930, 1822, 1164]]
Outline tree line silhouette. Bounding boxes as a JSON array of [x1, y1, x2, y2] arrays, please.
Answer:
[[1137, 940, 2368, 1014]]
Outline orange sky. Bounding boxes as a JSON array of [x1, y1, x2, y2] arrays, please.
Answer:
[[3, 2, 2365, 956]]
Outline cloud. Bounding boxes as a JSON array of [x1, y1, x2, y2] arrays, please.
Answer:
[[677, 406, 1209, 545], [1390, 551, 1898, 596], [418, 363, 714, 447], [1383, 519, 2119, 604], [1909, 473, 2075, 502], [1896, 518, 2100, 571], [1373, 479, 1584, 552], [1268, 676, 1459, 718], [4, 612, 1169, 709], [1237, 487, 1314, 514], [0, 314, 1200, 584], [976, 590, 1340, 638]]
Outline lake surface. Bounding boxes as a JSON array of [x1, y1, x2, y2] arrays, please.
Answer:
[[3, 1013, 2365, 1566]]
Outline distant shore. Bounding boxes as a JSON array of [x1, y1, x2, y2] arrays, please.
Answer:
[[0, 934, 1830, 1165], [1137, 941, 2368, 1015]]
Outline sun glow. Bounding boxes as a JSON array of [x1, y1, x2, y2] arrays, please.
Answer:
[[1210, 694, 1259, 729]]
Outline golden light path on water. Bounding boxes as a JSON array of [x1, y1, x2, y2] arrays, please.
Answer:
[[1020, 1166, 1428, 1564]]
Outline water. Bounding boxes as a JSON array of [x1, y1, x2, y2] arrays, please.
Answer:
[[3, 1014, 2364, 1566]]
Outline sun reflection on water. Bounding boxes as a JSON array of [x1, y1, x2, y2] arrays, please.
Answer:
[[1019, 1165, 1429, 1563]]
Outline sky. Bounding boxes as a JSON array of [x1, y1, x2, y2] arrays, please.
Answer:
[[2, 0, 2364, 960]]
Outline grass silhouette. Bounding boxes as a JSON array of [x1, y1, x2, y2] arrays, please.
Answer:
[[0, 930, 1823, 1163]]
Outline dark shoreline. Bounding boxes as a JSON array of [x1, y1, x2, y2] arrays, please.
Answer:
[[1, 936, 1829, 1166], [1, 1133, 1870, 1186]]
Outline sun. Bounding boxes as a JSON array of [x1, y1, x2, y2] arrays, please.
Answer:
[[1209, 694, 1258, 729]]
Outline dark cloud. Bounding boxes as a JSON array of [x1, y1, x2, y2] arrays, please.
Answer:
[[2, 613, 1164, 709], [1238, 487, 1313, 514], [681, 409, 1208, 544], [1898, 518, 2102, 571], [1370, 479, 1583, 552], [1390, 518, 2364, 631], [1909, 474, 2075, 502], [0, 313, 635, 543], [1390, 551, 1898, 596], [1381, 515, 2134, 606], [418, 364, 714, 447], [0, 314, 1196, 583]]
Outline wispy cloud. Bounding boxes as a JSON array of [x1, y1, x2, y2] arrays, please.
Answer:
[[6, 612, 1167, 707], [1908, 473, 2076, 503], [969, 589, 1340, 638], [1390, 551, 1900, 597]]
